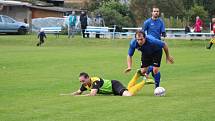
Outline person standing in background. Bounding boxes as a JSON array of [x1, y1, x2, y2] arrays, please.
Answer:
[[194, 16, 203, 33], [80, 11, 89, 38], [68, 11, 77, 38]]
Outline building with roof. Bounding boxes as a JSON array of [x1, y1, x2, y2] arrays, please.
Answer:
[[0, 1, 31, 23], [0, 0, 81, 31]]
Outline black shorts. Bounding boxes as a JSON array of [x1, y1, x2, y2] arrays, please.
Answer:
[[141, 50, 162, 68], [111, 80, 127, 96], [40, 39, 44, 43]]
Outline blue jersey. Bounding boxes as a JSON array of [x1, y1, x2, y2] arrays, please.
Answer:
[[142, 18, 165, 39], [128, 35, 165, 56], [38, 32, 46, 40]]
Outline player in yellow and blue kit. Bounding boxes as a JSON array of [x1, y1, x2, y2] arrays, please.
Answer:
[[124, 31, 174, 88]]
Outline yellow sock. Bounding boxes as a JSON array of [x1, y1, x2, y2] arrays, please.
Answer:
[[211, 38, 215, 44], [127, 73, 140, 90], [128, 80, 145, 95]]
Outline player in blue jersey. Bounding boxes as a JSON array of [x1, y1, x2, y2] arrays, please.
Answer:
[[124, 31, 174, 88], [36, 29, 47, 46], [142, 6, 166, 40], [142, 6, 167, 86]]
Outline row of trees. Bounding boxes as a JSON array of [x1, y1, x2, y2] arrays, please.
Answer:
[[85, 0, 214, 29], [19, 0, 215, 29]]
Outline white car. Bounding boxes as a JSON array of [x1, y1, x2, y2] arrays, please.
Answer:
[[0, 15, 29, 34]]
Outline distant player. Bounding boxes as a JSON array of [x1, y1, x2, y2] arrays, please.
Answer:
[[60, 71, 154, 96], [142, 6, 166, 86], [142, 6, 166, 40], [207, 18, 215, 49], [124, 31, 174, 88], [36, 29, 46, 46]]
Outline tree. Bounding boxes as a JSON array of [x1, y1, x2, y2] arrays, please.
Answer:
[[182, 0, 194, 10], [202, 0, 215, 18], [129, 0, 185, 26], [87, 0, 115, 11], [94, 0, 134, 28], [186, 4, 208, 26], [158, 0, 184, 17], [182, 0, 215, 17], [129, 0, 149, 26]]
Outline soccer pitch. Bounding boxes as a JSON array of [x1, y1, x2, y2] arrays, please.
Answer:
[[0, 35, 215, 121]]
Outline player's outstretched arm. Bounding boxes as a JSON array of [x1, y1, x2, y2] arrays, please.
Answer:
[[163, 42, 174, 64], [72, 90, 83, 95], [84, 89, 98, 96], [60, 89, 83, 96], [124, 55, 132, 73]]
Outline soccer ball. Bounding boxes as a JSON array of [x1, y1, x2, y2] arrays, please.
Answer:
[[154, 87, 166, 96]]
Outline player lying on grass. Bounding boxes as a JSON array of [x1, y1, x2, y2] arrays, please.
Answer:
[[60, 71, 154, 96]]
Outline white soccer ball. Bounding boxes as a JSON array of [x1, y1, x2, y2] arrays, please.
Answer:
[[154, 87, 166, 96]]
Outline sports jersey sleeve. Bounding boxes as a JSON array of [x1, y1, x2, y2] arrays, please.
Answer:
[[143, 20, 149, 34], [128, 39, 136, 57], [160, 19, 166, 33], [80, 84, 87, 91]]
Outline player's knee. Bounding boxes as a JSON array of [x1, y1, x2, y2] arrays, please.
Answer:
[[122, 91, 132, 96], [141, 68, 147, 74], [153, 67, 159, 74]]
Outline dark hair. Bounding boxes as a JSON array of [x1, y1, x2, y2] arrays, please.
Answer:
[[79, 72, 89, 78], [135, 30, 146, 38], [152, 6, 159, 11]]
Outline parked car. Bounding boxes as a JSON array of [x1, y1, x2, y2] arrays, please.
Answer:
[[0, 15, 29, 34]]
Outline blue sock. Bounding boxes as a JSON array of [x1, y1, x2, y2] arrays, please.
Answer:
[[146, 66, 153, 75], [154, 72, 161, 88]]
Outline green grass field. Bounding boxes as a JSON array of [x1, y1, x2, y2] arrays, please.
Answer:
[[0, 34, 215, 121]]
